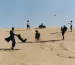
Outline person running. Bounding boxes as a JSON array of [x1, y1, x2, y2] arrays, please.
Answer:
[[61, 26, 67, 40], [10, 27, 17, 49], [27, 20, 30, 30], [68, 20, 73, 32], [35, 30, 40, 42]]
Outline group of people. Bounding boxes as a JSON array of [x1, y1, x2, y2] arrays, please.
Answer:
[[5, 20, 73, 50], [61, 20, 73, 40], [5, 27, 40, 50], [26, 20, 46, 29], [27, 20, 73, 41]]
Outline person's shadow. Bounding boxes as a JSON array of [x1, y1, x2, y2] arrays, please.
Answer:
[[39, 39, 61, 43], [50, 32, 61, 34], [50, 31, 70, 34], [0, 48, 20, 51], [19, 39, 61, 43]]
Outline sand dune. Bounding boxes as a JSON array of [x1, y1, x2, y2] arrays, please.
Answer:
[[0, 28, 75, 65]]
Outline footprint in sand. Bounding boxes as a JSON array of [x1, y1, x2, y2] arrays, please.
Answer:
[[40, 41, 75, 59]]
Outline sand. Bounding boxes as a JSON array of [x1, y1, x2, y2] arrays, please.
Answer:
[[0, 28, 75, 65]]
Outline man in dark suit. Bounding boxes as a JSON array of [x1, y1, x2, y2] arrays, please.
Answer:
[[10, 27, 17, 49]]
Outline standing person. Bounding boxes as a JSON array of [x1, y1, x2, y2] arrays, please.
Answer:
[[61, 26, 67, 40], [68, 20, 73, 32], [35, 30, 40, 42], [27, 20, 30, 30], [10, 27, 17, 49]]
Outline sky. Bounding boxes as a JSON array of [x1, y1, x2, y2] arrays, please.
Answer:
[[0, 0, 75, 28]]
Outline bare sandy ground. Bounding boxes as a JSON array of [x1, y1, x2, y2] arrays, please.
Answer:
[[0, 28, 75, 65]]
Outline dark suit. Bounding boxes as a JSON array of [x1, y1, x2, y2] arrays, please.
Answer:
[[10, 30, 16, 48]]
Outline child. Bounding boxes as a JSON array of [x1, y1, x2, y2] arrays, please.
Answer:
[[35, 30, 40, 42], [27, 20, 30, 30], [68, 20, 73, 32]]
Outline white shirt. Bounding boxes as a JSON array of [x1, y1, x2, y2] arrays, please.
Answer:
[[70, 22, 72, 26]]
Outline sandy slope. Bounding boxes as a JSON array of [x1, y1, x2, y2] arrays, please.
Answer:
[[0, 28, 75, 65]]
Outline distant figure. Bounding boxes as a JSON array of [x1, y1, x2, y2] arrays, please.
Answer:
[[27, 20, 30, 30], [17, 34, 27, 42], [61, 26, 67, 40], [68, 20, 73, 32], [35, 30, 40, 42], [38, 23, 46, 28]]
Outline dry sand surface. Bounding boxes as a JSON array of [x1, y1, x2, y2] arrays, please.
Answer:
[[0, 28, 75, 65]]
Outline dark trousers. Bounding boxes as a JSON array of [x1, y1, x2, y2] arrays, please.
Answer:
[[11, 38, 16, 48], [70, 25, 72, 31], [62, 31, 65, 40], [27, 25, 30, 29]]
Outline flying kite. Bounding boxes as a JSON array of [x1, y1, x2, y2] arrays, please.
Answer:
[[54, 14, 56, 16]]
